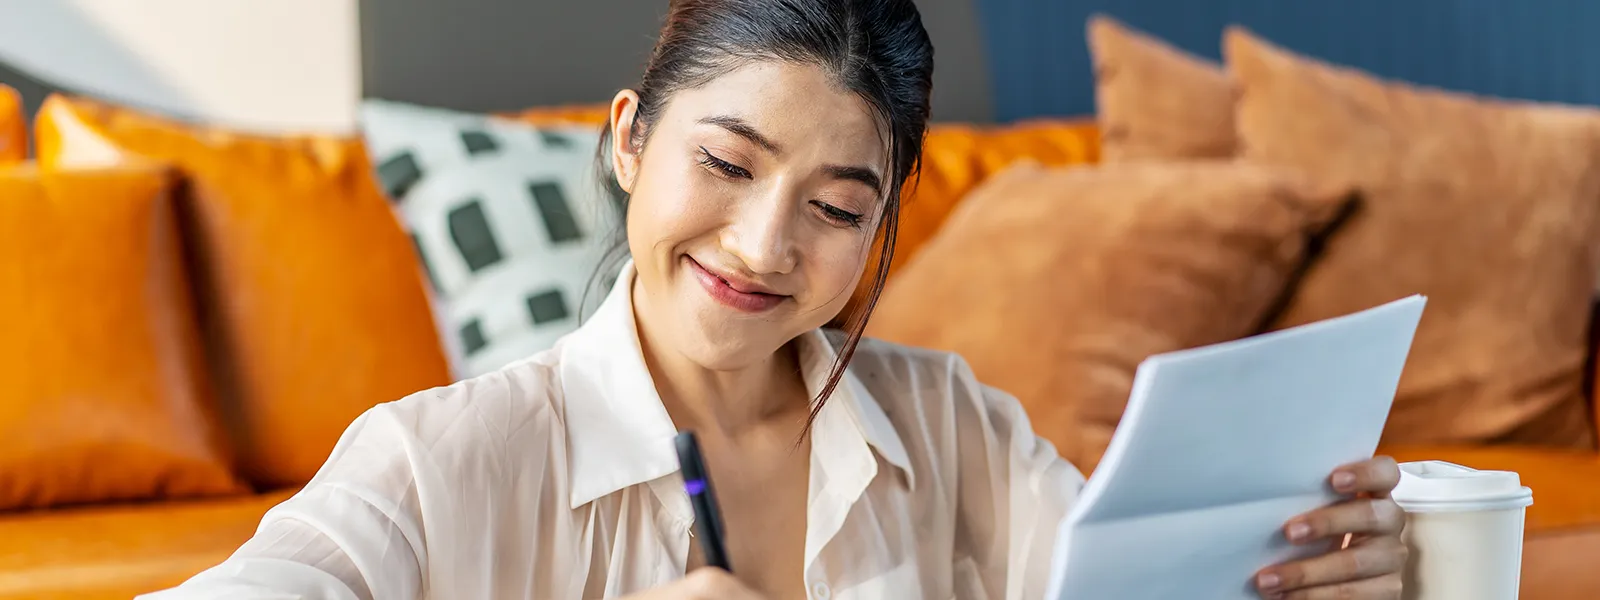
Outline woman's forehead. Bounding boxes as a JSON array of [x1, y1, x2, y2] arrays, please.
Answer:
[[662, 61, 889, 163]]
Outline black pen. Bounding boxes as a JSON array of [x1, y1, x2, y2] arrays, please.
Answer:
[[674, 430, 732, 572]]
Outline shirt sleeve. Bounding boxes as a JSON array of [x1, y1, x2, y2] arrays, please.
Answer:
[[137, 408, 428, 600], [948, 356, 1086, 600]]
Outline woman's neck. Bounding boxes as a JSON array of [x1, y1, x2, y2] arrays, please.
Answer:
[[631, 281, 809, 437]]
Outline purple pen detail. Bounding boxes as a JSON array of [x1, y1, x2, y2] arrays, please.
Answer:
[[684, 478, 706, 495]]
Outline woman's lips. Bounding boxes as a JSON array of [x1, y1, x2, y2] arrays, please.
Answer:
[[686, 257, 787, 313]]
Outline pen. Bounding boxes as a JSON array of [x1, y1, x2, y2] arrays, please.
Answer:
[[674, 430, 732, 572]]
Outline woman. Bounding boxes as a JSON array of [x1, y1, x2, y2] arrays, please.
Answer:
[[146, 0, 1406, 598]]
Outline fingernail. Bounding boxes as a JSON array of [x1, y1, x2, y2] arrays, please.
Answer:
[[1332, 471, 1356, 490], [1287, 521, 1312, 541], [1257, 572, 1281, 590]]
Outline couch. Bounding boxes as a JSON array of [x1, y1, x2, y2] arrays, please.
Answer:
[[3, 46, 1599, 600]]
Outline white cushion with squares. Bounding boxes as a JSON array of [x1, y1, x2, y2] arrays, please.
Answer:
[[360, 99, 620, 379]]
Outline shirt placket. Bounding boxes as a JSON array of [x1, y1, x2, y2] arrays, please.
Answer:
[[802, 399, 879, 600]]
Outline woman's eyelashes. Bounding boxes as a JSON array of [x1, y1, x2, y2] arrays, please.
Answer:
[[697, 147, 752, 179], [812, 201, 864, 228], [696, 146, 864, 229]]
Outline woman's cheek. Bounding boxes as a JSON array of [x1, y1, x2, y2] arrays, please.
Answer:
[[809, 234, 872, 309], [630, 162, 721, 246], [669, 176, 733, 228]]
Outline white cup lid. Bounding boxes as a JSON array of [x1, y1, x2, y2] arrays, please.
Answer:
[[1392, 461, 1533, 513]]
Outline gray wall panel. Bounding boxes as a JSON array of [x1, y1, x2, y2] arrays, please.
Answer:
[[359, 0, 995, 122]]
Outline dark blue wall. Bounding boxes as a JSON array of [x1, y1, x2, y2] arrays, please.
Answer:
[[975, 0, 1600, 121]]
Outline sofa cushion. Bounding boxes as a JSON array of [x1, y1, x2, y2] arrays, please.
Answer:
[[360, 99, 622, 379], [1087, 15, 1234, 162], [1228, 29, 1600, 451], [34, 95, 454, 489], [868, 161, 1352, 470], [0, 489, 293, 599], [0, 164, 245, 509], [0, 85, 21, 162], [833, 119, 1101, 328]]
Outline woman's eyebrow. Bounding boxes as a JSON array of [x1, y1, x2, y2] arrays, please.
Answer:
[[697, 115, 782, 154], [698, 114, 881, 194], [823, 164, 882, 196]]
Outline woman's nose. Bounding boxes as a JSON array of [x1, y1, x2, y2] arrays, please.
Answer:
[[721, 192, 798, 275]]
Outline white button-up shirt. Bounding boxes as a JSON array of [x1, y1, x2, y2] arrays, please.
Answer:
[[141, 263, 1084, 600]]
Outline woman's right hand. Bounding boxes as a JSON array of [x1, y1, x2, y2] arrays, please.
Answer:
[[622, 569, 768, 600]]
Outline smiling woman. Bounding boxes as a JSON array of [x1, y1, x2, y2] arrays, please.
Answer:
[[612, 59, 904, 394], [596, 0, 931, 433]]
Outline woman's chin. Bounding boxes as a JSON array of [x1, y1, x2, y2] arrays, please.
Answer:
[[673, 310, 791, 369]]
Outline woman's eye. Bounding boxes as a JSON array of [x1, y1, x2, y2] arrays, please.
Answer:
[[812, 201, 864, 228], [697, 147, 752, 179]]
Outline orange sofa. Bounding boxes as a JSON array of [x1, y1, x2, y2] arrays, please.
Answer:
[[0, 94, 1596, 600]]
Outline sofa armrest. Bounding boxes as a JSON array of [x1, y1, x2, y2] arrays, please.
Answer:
[[1380, 445, 1600, 534]]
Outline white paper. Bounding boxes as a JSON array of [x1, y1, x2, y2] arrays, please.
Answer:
[[1045, 295, 1426, 600]]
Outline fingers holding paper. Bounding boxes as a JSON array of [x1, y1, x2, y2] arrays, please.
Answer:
[[1254, 536, 1406, 598], [1255, 456, 1407, 598], [1290, 457, 1404, 540], [1329, 455, 1402, 498], [1283, 493, 1407, 543]]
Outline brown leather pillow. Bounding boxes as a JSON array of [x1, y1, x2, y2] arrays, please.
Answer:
[[1087, 15, 1235, 162], [1227, 28, 1600, 450], [0, 164, 246, 509], [867, 161, 1353, 471], [34, 95, 454, 489], [0, 85, 22, 162], [833, 120, 1101, 328]]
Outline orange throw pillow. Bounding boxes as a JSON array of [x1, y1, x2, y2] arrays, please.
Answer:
[[1087, 16, 1234, 162], [0, 164, 245, 508], [34, 95, 453, 489], [1, 85, 22, 162], [1228, 29, 1600, 450], [868, 162, 1353, 471]]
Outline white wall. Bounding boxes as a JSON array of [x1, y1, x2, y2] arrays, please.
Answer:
[[0, 0, 361, 134]]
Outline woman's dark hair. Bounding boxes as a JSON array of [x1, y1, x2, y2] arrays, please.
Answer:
[[591, 0, 934, 431]]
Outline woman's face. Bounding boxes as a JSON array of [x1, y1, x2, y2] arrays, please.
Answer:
[[609, 61, 887, 370]]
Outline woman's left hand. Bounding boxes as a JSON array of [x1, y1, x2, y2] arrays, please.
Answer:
[[1254, 456, 1408, 599]]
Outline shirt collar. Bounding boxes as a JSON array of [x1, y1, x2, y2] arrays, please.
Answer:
[[558, 260, 914, 510]]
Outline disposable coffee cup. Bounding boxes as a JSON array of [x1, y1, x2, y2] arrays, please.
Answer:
[[1392, 461, 1533, 600]]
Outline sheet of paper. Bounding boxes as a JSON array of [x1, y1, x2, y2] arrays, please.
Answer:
[[1044, 295, 1426, 600]]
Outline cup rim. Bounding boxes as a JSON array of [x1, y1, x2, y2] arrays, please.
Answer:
[[1394, 487, 1533, 513]]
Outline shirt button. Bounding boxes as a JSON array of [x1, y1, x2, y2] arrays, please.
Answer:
[[811, 581, 831, 600]]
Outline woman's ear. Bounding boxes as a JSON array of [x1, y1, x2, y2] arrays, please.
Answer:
[[609, 89, 643, 194]]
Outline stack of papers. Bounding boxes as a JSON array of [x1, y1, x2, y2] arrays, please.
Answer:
[[1045, 296, 1426, 599]]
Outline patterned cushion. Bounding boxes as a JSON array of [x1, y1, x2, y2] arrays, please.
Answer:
[[360, 100, 621, 379]]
